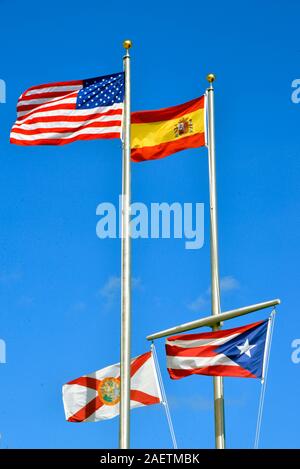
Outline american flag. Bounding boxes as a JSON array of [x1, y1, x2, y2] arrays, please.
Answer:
[[10, 72, 124, 146], [166, 320, 270, 380]]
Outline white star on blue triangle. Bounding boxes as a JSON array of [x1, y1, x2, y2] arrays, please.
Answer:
[[215, 320, 269, 378]]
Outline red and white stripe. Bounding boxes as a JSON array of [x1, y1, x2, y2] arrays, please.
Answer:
[[10, 80, 123, 146], [166, 321, 264, 379], [62, 351, 162, 422]]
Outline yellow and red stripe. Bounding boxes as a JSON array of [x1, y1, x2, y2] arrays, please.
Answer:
[[131, 95, 206, 162]]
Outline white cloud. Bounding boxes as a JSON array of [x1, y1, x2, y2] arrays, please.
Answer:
[[71, 301, 87, 313], [99, 276, 120, 304], [0, 270, 22, 285], [99, 276, 143, 310], [188, 295, 208, 313], [17, 296, 34, 307], [168, 393, 246, 412], [188, 275, 240, 313], [168, 394, 213, 411], [220, 275, 240, 292]]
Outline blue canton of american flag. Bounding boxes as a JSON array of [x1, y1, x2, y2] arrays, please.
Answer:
[[166, 319, 271, 380], [10, 72, 124, 146]]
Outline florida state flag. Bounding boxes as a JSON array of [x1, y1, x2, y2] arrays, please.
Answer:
[[62, 351, 162, 422]]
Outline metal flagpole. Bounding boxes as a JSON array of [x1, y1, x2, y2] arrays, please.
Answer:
[[119, 39, 132, 449], [206, 73, 226, 449], [144, 74, 281, 448], [146, 298, 281, 340]]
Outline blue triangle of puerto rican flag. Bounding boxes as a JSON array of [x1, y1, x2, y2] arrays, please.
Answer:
[[215, 320, 269, 378]]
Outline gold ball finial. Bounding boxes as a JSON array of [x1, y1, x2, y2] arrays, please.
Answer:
[[207, 73, 216, 83], [123, 40, 132, 50]]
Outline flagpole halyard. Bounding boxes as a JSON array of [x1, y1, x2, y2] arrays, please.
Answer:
[[261, 310, 276, 383], [254, 310, 276, 448], [119, 39, 132, 450]]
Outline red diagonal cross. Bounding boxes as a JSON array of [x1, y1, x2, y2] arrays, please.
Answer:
[[67, 351, 153, 422], [67, 376, 103, 422]]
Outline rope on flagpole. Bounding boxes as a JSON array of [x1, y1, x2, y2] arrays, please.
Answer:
[[151, 343, 178, 449], [254, 309, 276, 449]]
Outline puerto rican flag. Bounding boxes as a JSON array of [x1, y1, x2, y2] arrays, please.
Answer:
[[62, 352, 162, 422], [10, 72, 124, 146], [166, 320, 270, 380]]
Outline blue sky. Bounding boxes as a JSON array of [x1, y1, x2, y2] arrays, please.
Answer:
[[0, 0, 299, 449]]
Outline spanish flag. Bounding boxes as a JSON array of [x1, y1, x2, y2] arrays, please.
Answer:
[[131, 96, 206, 162]]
